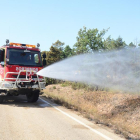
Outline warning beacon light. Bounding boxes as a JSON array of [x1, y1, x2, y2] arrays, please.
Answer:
[[9, 42, 36, 48], [37, 43, 40, 47], [6, 39, 9, 45]]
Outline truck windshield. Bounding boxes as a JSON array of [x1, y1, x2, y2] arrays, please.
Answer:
[[7, 48, 42, 67]]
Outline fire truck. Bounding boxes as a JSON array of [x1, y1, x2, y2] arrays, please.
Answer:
[[0, 40, 46, 103]]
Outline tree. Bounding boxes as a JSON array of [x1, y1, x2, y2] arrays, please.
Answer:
[[64, 45, 72, 58], [114, 36, 125, 49], [104, 36, 127, 50], [129, 42, 136, 47], [52, 40, 65, 51], [43, 46, 61, 84], [46, 46, 61, 66], [52, 40, 65, 59], [103, 36, 116, 50], [133, 38, 139, 47], [74, 26, 109, 54]]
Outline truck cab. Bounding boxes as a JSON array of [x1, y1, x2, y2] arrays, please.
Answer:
[[0, 40, 46, 102]]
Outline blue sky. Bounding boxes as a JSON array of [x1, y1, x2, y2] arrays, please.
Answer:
[[0, 0, 140, 51]]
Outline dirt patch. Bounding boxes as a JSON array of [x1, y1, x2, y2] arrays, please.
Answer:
[[43, 84, 140, 139]]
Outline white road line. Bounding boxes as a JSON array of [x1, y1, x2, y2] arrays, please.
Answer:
[[39, 97, 113, 140]]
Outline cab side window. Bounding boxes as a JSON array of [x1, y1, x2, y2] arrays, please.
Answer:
[[0, 49, 4, 63], [34, 54, 39, 64]]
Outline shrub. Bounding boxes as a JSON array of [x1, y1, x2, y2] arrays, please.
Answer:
[[53, 86, 56, 89]]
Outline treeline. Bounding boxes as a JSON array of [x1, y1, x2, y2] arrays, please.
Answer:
[[41, 26, 140, 84], [42, 26, 140, 67]]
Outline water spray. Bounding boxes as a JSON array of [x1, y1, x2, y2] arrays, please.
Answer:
[[37, 48, 140, 93]]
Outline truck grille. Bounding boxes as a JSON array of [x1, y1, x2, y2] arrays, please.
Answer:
[[12, 75, 37, 78]]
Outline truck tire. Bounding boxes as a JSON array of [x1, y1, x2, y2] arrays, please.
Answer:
[[0, 97, 3, 103], [26, 90, 39, 103]]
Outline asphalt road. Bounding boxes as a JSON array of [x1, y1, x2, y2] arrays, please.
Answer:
[[0, 95, 125, 140]]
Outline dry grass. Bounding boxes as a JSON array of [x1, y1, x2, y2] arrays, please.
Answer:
[[43, 84, 140, 139]]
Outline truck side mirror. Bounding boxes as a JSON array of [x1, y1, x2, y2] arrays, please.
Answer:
[[43, 60, 46, 66], [43, 53, 46, 58], [42, 53, 46, 66]]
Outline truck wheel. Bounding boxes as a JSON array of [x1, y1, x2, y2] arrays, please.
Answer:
[[0, 97, 3, 103], [26, 90, 39, 103]]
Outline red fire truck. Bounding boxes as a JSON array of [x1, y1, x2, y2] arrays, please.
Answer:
[[0, 40, 46, 102]]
